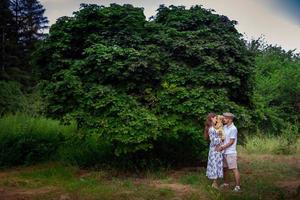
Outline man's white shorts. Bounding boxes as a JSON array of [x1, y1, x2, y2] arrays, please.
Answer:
[[223, 153, 237, 169]]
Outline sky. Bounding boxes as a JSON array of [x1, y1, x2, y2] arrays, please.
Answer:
[[40, 0, 300, 52]]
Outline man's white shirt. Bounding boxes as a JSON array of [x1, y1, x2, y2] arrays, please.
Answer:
[[223, 123, 237, 155]]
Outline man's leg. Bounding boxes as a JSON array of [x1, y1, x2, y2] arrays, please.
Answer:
[[223, 167, 229, 184], [232, 169, 240, 186], [222, 155, 230, 187]]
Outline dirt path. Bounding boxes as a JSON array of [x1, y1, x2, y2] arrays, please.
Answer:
[[151, 180, 197, 197], [131, 168, 209, 200], [276, 179, 300, 197], [0, 187, 58, 200]]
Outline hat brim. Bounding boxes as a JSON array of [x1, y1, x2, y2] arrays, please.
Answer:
[[222, 113, 235, 118]]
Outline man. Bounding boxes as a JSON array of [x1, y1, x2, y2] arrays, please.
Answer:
[[216, 112, 241, 192]]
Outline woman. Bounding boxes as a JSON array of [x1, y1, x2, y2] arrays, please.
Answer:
[[204, 113, 223, 189]]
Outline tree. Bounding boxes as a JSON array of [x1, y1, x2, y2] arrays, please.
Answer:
[[33, 4, 254, 166], [154, 5, 254, 106], [10, 0, 48, 45], [0, 0, 23, 81], [7, 0, 48, 85], [252, 44, 300, 133], [13, 0, 48, 49]]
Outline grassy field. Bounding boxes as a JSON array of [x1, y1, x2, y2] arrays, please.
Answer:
[[0, 143, 299, 200]]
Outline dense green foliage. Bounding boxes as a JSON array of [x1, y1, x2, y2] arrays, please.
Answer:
[[32, 4, 254, 166], [0, 81, 24, 115], [0, 81, 45, 116], [250, 43, 300, 133]]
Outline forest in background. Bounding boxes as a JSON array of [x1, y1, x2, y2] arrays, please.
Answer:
[[0, 1, 299, 169]]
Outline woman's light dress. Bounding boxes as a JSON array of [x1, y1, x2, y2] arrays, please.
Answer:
[[206, 126, 223, 179]]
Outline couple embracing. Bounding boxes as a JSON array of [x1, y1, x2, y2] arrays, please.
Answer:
[[204, 112, 241, 192]]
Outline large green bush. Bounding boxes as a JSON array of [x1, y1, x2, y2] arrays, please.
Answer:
[[33, 4, 254, 166]]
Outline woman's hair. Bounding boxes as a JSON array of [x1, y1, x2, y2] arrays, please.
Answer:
[[204, 113, 217, 140]]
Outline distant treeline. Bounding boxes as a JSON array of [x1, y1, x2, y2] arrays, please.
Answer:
[[0, 0, 48, 86]]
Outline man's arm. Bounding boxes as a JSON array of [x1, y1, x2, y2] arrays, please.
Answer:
[[221, 138, 235, 150], [216, 128, 237, 151], [215, 138, 235, 151]]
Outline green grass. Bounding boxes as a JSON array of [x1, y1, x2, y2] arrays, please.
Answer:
[[0, 114, 299, 199], [0, 148, 299, 200], [243, 134, 300, 155], [223, 154, 297, 200], [0, 163, 177, 200]]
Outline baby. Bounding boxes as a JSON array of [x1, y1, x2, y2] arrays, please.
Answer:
[[214, 115, 225, 141]]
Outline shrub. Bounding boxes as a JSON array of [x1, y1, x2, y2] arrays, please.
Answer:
[[57, 132, 114, 168], [275, 123, 299, 155]]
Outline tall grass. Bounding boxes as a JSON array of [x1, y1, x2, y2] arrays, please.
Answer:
[[0, 113, 76, 167], [243, 135, 300, 155], [0, 113, 76, 136], [0, 113, 113, 168]]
